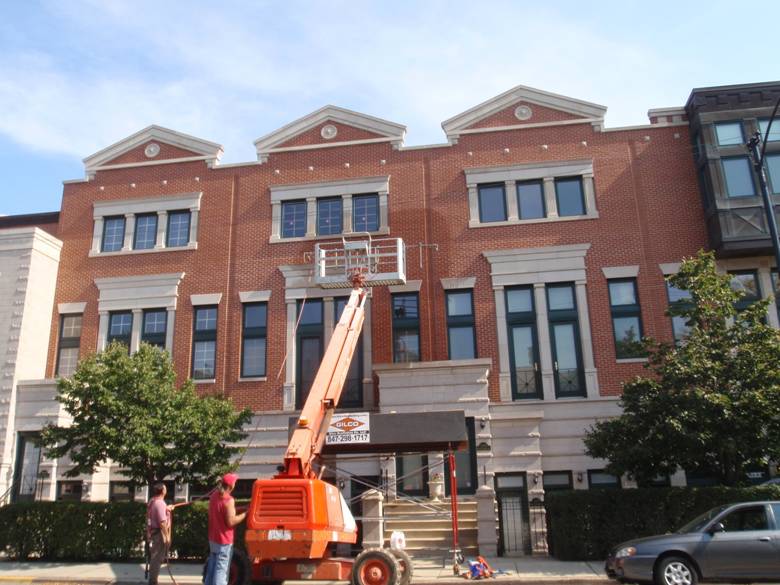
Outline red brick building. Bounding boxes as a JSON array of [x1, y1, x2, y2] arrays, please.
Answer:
[[8, 82, 778, 555]]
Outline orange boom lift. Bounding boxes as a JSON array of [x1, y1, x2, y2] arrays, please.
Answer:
[[243, 237, 410, 585]]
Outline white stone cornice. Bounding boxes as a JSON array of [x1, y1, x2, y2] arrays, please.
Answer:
[[191, 293, 222, 306], [58, 302, 87, 314], [254, 105, 406, 160], [94, 273, 185, 311], [602, 266, 640, 279], [270, 176, 389, 202], [83, 125, 223, 173], [0, 227, 62, 261], [441, 277, 477, 290], [442, 84, 607, 140], [464, 159, 593, 186], [93, 192, 202, 219], [239, 290, 272, 303], [483, 244, 591, 287]]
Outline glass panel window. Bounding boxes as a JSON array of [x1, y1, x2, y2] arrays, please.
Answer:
[[543, 471, 573, 492], [109, 481, 135, 502], [392, 293, 420, 363], [547, 284, 575, 311], [241, 303, 267, 378], [57, 481, 83, 501], [766, 154, 780, 194], [446, 290, 476, 360], [547, 283, 584, 398], [555, 177, 585, 217], [297, 299, 323, 408], [730, 271, 761, 311], [608, 279, 644, 359], [281, 200, 307, 238], [141, 309, 167, 348], [335, 298, 363, 407], [759, 119, 780, 142], [516, 180, 545, 220], [720, 506, 769, 532], [478, 184, 507, 223], [56, 314, 82, 377], [506, 286, 540, 400], [667, 281, 693, 343], [166, 210, 191, 247], [352, 194, 379, 232], [192, 306, 217, 379], [588, 470, 620, 489], [721, 157, 756, 197], [101, 216, 126, 252], [317, 197, 343, 236], [108, 311, 132, 347], [133, 213, 158, 250], [714, 121, 744, 146]]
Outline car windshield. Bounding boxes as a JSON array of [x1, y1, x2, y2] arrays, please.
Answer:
[[677, 505, 730, 533]]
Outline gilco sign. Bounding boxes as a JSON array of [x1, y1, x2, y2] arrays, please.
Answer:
[[326, 413, 370, 444]]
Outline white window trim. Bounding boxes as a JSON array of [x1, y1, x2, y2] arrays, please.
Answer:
[[95, 273, 184, 353], [191, 293, 222, 306], [441, 277, 477, 290], [90, 192, 201, 256], [602, 266, 640, 279], [58, 302, 87, 314], [239, 290, 271, 303], [270, 176, 390, 243], [465, 160, 598, 228], [483, 244, 598, 402]]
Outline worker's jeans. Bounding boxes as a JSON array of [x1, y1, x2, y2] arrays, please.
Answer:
[[204, 541, 233, 585]]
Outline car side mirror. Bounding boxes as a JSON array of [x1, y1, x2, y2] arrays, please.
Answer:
[[709, 522, 725, 534]]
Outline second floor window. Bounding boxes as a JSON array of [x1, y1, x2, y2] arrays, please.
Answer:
[[133, 213, 158, 250], [102, 216, 126, 252], [241, 303, 267, 378], [353, 194, 379, 232], [667, 281, 692, 343], [555, 177, 585, 217], [166, 210, 191, 247], [547, 283, 585, 398], [317, 197, 342, 235], [506, 286, 541, 400], [56, 314, 82, 377], [446, 290, 476, 360], [478, 184, 507, 223], [608, 279, 644, 359], [141, 309, 167, 348], [392, 293, 420, 363], [715, 121, 744, 146], [108, 311, 132, 346], [282, 200, 307, 238], [192, 306, 217, 379]]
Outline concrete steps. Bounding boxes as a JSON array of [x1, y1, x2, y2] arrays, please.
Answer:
[[383, 498, 479, 557]]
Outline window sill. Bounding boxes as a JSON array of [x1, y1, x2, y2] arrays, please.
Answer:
[[90, 242, 197, 257], [269, 227, 390, 244], [616, 357, 648, 364], [193, 378, 216, 384], [238, 377, 267, 382], [468, 213, 598, 229]]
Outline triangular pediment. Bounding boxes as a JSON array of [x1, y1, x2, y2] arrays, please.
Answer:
[[254, 106, 406, 161], [83, 125, 223, 173], [441, 85, 607, 140]]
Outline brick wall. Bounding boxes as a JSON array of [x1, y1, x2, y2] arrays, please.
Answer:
[[46, 109, 707, 411]]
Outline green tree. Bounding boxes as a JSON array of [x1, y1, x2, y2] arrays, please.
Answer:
[[585, 251, 780, 486], [40, 342, 253, 487]]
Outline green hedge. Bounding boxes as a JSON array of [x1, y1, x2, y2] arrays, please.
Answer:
[[0, 500, 248, 561], [545, 485, 780, 561]]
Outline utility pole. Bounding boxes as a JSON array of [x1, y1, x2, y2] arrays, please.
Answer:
[[746, 95, 780, 283]]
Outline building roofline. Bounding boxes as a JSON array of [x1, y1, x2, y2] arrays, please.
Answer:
[[0, 211, 60, 230]]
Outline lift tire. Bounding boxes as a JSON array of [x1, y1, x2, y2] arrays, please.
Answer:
[[351, 548, 402, 585], [388, 548, 413, 585], [228, 548, 253, 585]]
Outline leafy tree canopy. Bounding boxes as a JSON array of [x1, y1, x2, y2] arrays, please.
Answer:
[[585, 250, 780, 486], [40, 342, 253, 487]]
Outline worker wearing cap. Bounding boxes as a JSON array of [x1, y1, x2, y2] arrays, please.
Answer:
[[204, 473, 247, 585]]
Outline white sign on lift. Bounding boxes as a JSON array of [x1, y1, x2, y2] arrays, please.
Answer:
[[326, 412, 370, 444]]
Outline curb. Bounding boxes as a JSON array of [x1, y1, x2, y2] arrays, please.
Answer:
[[0, 579, 612, 585]]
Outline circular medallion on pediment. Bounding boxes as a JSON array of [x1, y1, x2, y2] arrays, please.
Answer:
[[514, 105, 533, 121], [144, 143, 161, 158], [321, 124, 338, 140]]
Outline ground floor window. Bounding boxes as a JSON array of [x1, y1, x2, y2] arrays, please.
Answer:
[[587, 469, 620, 489], [109, 481, 135, 502], [12, 432, 41, 503], [56, 481, 83, 501]]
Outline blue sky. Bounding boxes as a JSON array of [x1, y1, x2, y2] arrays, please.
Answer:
[[1, 0, 779, 215]]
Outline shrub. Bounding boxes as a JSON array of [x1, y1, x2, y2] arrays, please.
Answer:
[[545, 485, 780, 560], [0, 500, 246, 561]]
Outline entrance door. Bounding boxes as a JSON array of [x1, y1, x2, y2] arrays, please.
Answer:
[[495, 473, 530, 556], [12, 433, 42, 503], [396, 454, 428, 497], [445, 418, 478, 496]]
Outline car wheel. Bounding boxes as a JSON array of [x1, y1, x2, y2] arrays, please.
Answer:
[[655, 556, 698, 585]]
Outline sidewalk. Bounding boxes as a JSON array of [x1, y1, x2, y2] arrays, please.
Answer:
[[0, 557, 609, 585]]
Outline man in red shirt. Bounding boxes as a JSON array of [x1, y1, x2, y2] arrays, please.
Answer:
[[204, 473, 247, 585], [146, 483, 172, 585]]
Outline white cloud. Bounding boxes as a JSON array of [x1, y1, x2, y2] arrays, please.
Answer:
[[0, 0, 775, 168]]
